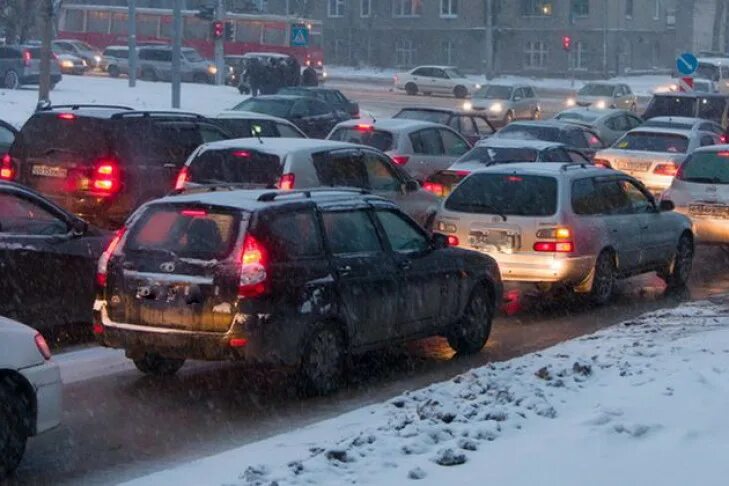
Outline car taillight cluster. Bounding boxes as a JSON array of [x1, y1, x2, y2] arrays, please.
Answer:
[[238, 234, 269, 299], [593, 158, 611, 169], [174, 166, 189, 191], [653, 163, 678, 176], [96, 227, 127, 288], [0, 154, 14, 180], [23, 50, 31, 67], [423, 181, 445, 197], [278, 173, 295, 190], [34, 333, 52, 360], [533, 227, 575, 253], [91, 159, 121, 195], [390, 155, 410, 166]]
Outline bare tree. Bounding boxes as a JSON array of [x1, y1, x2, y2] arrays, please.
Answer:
[[1, 0, 40, 44], [712, 0, 727, 51]]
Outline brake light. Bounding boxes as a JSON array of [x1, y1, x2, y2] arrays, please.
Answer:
[[229, 337, 248, 348], [391, 155, 409, 166], [0, 154, 14, 180], [356, 124, 373, 131], [653, 163, 678, 176], [593, 158, 611, 168], [447, 235, 459, 246], [278, 173, 295, 190], [23, 50, 31, 66], [238, 234, 268, 298], [96, 227, 127, 287], [181, 209, 207, 217], [455, 170, 471, 177], [34, 333, 51, 360], [232, 150, 250, 158], [174, 166, 189, 190], [91, 159, 121, 195], [506, 175, 523, 182], [423, 181, 445, 197], [57, 113, 76, 120], [717, 151, 729, 157], [533, 241, 575, 253]]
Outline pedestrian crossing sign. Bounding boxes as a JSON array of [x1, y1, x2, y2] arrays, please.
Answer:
[[291, 25, 309, 47]]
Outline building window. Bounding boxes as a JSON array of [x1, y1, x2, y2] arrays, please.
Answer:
[[361, 0, 371, 17], [441, 40, 456, 65], [395, 38, 416, 67], [654, 0, 661, 19], [625, 0, 633, 18], [521, 0, 552, 16], [570, 0, 589, 17], [393, 0, 423, 17], [524, 40, 548, 68], [441, 0, 458, 17], [570, 41, 590, 70], [333, 38, 349, 64], [328, 0, 345, 17]]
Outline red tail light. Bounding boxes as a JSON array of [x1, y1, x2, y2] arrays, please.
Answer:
[[720, 135, 728, 144], [23, 50, 31, 66], [181, 209, 207, 217], [97, 227, 127, 287], [447, 235, 459, 246], [533, 241, 575, 253], [391, 155, 409, 166], [174, 166, 189, 190], [91, 159, 121, 195], [34, 333, 51, 360], [57, 113, 76, 120], [653, 163, 678, 176], [593, 158, 611, 168], [232, 150, 250, 158], [356, 124, 373, 131], [238, 234, 268, 298], [455, 170, 471, 177], [0, 154, 14, 180], [229, 337, 248, 348], [423, 181, 445, 197], [278, 173, 295, 190]]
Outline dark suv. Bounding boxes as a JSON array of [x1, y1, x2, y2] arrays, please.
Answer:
[[8, 105, 231, 228], [93, 189, 502, 394]]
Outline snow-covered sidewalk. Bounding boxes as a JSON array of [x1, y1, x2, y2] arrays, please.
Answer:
[[124, 297, 729, 486]]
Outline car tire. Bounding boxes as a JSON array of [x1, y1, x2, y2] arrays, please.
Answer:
[[0, 382, 29, 480], [590, 251, 615, 305], [405, 82, 418, 96], [299, 322, 345, 396], [447, 284, 492, 355], [141, 68, 157, 82], [661, 234, 694, 289], [132, 353, 185, 376], [454, 85, 468, 99], [108, 65, 120, 78], [503, 110, 514, 125], [4, 70, 19, 90]]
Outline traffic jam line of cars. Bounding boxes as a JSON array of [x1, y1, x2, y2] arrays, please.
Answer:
[[4, 77, 729, 479]]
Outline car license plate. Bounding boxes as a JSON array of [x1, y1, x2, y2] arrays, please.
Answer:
[[468, 230, 519, 252], [32, 164, 67, 178], [615, 160, 651, 172], [689, 204, 729, 219]]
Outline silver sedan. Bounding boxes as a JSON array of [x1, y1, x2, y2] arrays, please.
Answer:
[[554, 108, 643, 146]]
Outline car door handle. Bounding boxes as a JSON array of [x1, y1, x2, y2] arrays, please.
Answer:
[[336, 265, 352, 276]]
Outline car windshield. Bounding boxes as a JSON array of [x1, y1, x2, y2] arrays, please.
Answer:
[[556, 111, 600, 123], [445, 173, 558, 216], [456, 146, 539, 165], [445, 68, 465, 78], [393, 109, 450, 124], [329, 127, 395, 152], [613, 132, 690, 153], [497, 124, 561, 142], [233, 98, 294, 118], [679, 151, 729, 184], [578, 84, 615, 96], [474, 85, 513, 99], [182, 50, 205, 62], [72, 41, 95, 51]]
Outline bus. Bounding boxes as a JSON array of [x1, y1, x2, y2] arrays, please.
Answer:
[[57, 4, 325, 74]]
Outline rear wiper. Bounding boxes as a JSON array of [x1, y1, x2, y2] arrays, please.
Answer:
[[459, 203, 508, 222], [131, 246, 179, 260]]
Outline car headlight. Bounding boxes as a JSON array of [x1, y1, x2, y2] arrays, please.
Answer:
[[463, 101, 473, 111], [208, 65, 218, 75], [595, 100, 607, 109], [474, 83, 481, 90], [566, 97, 576, 107], [93, 55, 101, 63], [489, 103, 503, 114], [322, 71, 328, 78], [61, 60, 74, 68]]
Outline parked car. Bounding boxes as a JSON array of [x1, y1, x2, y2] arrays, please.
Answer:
[[53, 49, 88, 75], [0, 45, 62, 90], [328, 119, 471, 182], [233, 95, 346, 139], [212, 111, 307, 139], [642, 116, 727, 140], [694, 57, 729, 95], [393, 107, 496, 145], [394, 65, 481, 98], [662, 145, 729, 244], [0, 317, 61, 479], [52, 39, 102, 69], [594, 127, 722, 195], [93, 189, 502, 394], [466, 84, 541, 125], [642, 93, 729, 129], [7, 105, 232, 228], [567, 82, 638, 111], [137, 46, 216, 84], [554, 108, 643, 146], [434, 163, 694, 304], [175, 138, 439, 228], [0, 181, 111, 329], [423, 139, 591, 198], [101, 45, 131, 78], [277, 87, 360, 119], [0, 119, 18, 157], [494, 120, 606, 159]]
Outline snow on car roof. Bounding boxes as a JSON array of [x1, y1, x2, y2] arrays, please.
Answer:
[[644, 116, 709, 126], [474, 138, 565, 150], [624, 127, 696, 137], [216, 110, 291, 124], [199, 137, 359, 158], [469, 162, 610, 178], [335, 118, 444, 131]]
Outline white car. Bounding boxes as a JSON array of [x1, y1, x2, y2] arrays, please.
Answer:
[[0, 318, 62, 479], [394, 65, 480, 99]]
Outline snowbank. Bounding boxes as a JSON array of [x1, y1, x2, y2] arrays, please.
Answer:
[[124, 298, 729, 486]]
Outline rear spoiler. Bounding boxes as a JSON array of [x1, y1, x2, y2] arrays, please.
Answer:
[[38, 104, 134, 111]]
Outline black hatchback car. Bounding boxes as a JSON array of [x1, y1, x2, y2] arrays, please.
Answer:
[[0, 181, 110, 331], [277, 87, 360, 119], [7, 105, 232, 228], [94, 189, 502, 394]]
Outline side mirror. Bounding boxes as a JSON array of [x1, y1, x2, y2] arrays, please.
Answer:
[[402, 179, 419, 193], [432, 233, 449, 250], [70, 219, 88, 236], [659, 200, 675, 212]]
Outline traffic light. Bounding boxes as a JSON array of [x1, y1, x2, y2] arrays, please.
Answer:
[[224, 21, 233, 41], [212, 20, 224, 40], [562, 35, 572, 52], [196, 6, 214, 21]]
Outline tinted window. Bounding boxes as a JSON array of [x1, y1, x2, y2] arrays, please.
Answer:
[[0, 126, 15, 146], [394, 109, 451, 125], [644, 96, 697, 118], [473, 116, 495, 135], [620, 179, 654, 213], [258, 211, 323, 261], [364, 153, 401, 191], [15, 115, 111, 159], [0, 193, 67, 235], [214, 118, 278, 138], [375, 210, 429, 253], [446, 174, 558, 216], [275, 122, 305, 138], [307, 100, 331, 116], [322, 210, 382, 255], [456, 146, 538, 165], [233, 98, 294, 118], [188, 149, 281, 186], [328, 127, 394, 152], [541, 148, 571, 162], [473, 85, 512, 100], [410, 129, 444, 155], [116, 120, 206, 167], [578, 84, 615, 96], [679, 151, 729, 184], [182, 50, 204, 62], [572, 178, 631, 215], [613, 132, 689, 153], [566, 149, 590, 163], [440, 129, 469, 156], [564, 129, 588, 148], [312, 151, 368, 188], [411, 67, 429, 76], [497, 124, 561, 143], [701, 135, 718, 146], [698, 99, 727, 122], [571, 178, 603, 215]]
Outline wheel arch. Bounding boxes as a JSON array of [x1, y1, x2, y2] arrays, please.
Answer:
[[0, 370, 36, 436]]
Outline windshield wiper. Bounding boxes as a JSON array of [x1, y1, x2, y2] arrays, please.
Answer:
[[131, 246, 179, 260]]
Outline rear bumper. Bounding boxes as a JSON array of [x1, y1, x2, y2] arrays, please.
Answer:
[[678, 211, 729, 244], [630, 174, 673, 196], [19, 361, 62, 435], [488, 252, 595, 285]]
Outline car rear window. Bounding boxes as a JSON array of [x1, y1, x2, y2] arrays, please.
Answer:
[[233, 99, 293, 118], [393, 109, 450, 125], [445, 173, 558, 216], [213, 118, 302, 138], [457, 146, 539, 165], [126, 206, 239, 260], [188, 148, 281, 187], [613, 132, 689, 153], [15, 114, 111, 158], [556, 111, 600, 123], [497, 124, 561, 143], [643, 96, 698, 119], [115, 120, 208, 166], [328, 127, 394, 152], [679, 151, 729, 184]]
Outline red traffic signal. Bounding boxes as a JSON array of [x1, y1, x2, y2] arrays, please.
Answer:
[[212, 20, 224, 40], [562, 35, 572, 51]]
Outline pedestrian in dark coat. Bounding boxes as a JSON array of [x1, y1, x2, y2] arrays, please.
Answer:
[[302, 65, 318, 87]]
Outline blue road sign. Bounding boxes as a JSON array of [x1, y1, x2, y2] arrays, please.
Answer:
[[290, 25, 309, 47], [676, 52, 698, 76]]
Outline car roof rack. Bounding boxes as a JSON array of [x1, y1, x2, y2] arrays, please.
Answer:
[[110, 110, 205, 120], [257, 187, 370, 202], [41, 104, 134, 111], [560, 162, 590, 172], [169, 183, 267, 196]]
